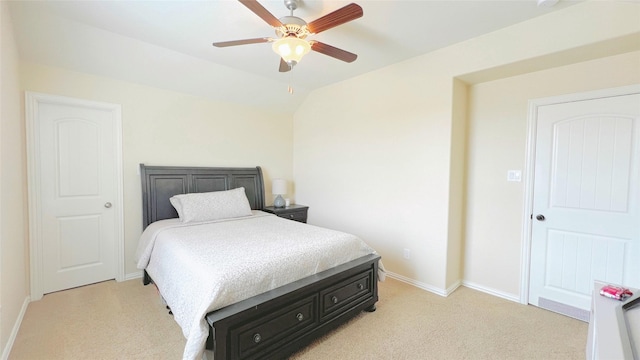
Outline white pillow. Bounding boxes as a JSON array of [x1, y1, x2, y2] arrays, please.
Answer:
[[169, 187, 253, 223]]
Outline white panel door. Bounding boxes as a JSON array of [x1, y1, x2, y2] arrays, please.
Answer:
[[30, 94, 121, 295], [529, 93, 640, 316]]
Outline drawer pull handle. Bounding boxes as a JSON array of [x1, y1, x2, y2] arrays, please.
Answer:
[[296, 313, 304, 321], [331, 296, 338, 304], [357, 283, 364, 290], [253, 333, 262, 343]]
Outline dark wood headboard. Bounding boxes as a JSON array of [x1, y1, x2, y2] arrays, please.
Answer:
[[140, 164, 265, 229]]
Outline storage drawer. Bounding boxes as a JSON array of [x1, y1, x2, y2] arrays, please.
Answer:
[[320, 269, 373, 321], [230, 295, 318, 359], [279, 210, 307, 223]]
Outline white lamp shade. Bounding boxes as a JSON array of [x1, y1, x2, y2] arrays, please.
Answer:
[[272, 37, 311, 65], [272, 178, 287, 195]]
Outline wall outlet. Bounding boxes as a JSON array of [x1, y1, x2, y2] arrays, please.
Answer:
[[403, 248, 411, 260]]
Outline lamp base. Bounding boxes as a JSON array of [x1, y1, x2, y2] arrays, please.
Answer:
[[274, 195, 286, 208]]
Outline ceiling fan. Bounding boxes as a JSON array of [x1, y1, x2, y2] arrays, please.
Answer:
[[212, 0, 363, 73]]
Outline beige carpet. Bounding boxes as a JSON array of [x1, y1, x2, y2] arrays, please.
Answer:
[[9, 278, 587, 359]]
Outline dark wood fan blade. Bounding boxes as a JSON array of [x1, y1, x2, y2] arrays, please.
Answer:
[[212, 38, 270, 47], [279, 58, 291, 72], [238, 0, 283, 28], [311, 41, 357, 63], [306, 3, 363, 34]]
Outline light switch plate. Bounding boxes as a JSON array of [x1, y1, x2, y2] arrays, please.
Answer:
[[507, 170, 522, 182]]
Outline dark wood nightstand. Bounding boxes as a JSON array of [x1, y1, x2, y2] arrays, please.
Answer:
[[262, 204, 308, 223]]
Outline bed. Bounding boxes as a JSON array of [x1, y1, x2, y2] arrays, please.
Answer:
[[136, 164, 381, 360]]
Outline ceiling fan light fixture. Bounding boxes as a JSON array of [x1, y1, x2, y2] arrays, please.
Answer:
[[272, 36, 311, 66]]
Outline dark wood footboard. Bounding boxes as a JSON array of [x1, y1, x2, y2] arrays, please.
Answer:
[[205, 253, 380, 360]]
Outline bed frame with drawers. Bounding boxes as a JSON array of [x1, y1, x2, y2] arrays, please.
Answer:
[[139, 164, 380, 359]]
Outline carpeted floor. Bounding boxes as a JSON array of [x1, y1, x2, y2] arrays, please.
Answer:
[[9, 277, 587, 359]]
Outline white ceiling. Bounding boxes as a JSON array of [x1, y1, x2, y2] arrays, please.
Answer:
[[8, 0, 579, 114]]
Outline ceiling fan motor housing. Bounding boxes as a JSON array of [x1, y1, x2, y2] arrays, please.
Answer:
[[276, 16, 308, 39]]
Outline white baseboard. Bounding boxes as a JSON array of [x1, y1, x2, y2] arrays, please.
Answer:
[[1, 296, 30, 360], [384, 272, 518, 303], [124, 271, 143, 281], [445, 280, 462, 295], [462, 280, 520, 303], [385, 271, 457, 297]]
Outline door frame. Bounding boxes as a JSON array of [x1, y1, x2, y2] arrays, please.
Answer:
[[519, 84, 640, 305], [26, 91, 125, 300]]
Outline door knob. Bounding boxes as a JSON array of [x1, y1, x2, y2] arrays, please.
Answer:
[[536, 214, 545, 221], [104, 202, 112, 208]]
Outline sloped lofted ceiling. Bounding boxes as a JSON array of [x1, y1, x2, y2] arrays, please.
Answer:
[[8, 0, 579, 115]]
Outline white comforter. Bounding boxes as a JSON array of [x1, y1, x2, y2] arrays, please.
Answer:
[[135, 211, 378, 360]]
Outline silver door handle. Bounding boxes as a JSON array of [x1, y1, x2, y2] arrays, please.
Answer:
[[104, 202, 112, 208]]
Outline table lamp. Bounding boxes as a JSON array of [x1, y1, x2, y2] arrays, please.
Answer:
[[272, 178, 287, 208]]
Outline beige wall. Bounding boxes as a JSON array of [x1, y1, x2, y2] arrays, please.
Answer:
[[293, 61, 459, 292], [20, 63, 295, 277], [293, 1, 640, 295], [1, 1, 29, 355], [464, 51, 640, 298]]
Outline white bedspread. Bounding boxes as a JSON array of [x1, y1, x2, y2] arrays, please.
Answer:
[[135, 211, 379, 360]]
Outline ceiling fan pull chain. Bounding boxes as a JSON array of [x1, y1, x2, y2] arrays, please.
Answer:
[[288, 65, 294, 94]]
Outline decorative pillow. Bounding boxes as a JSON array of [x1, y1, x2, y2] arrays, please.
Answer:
[[169, 187, 252, 223]]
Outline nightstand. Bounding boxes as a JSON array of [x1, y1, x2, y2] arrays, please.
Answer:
[[262, 204, 308, 223]]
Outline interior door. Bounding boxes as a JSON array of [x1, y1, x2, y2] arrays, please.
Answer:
[[29, 93, 122, 295], [529, 92, 640, 320]]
